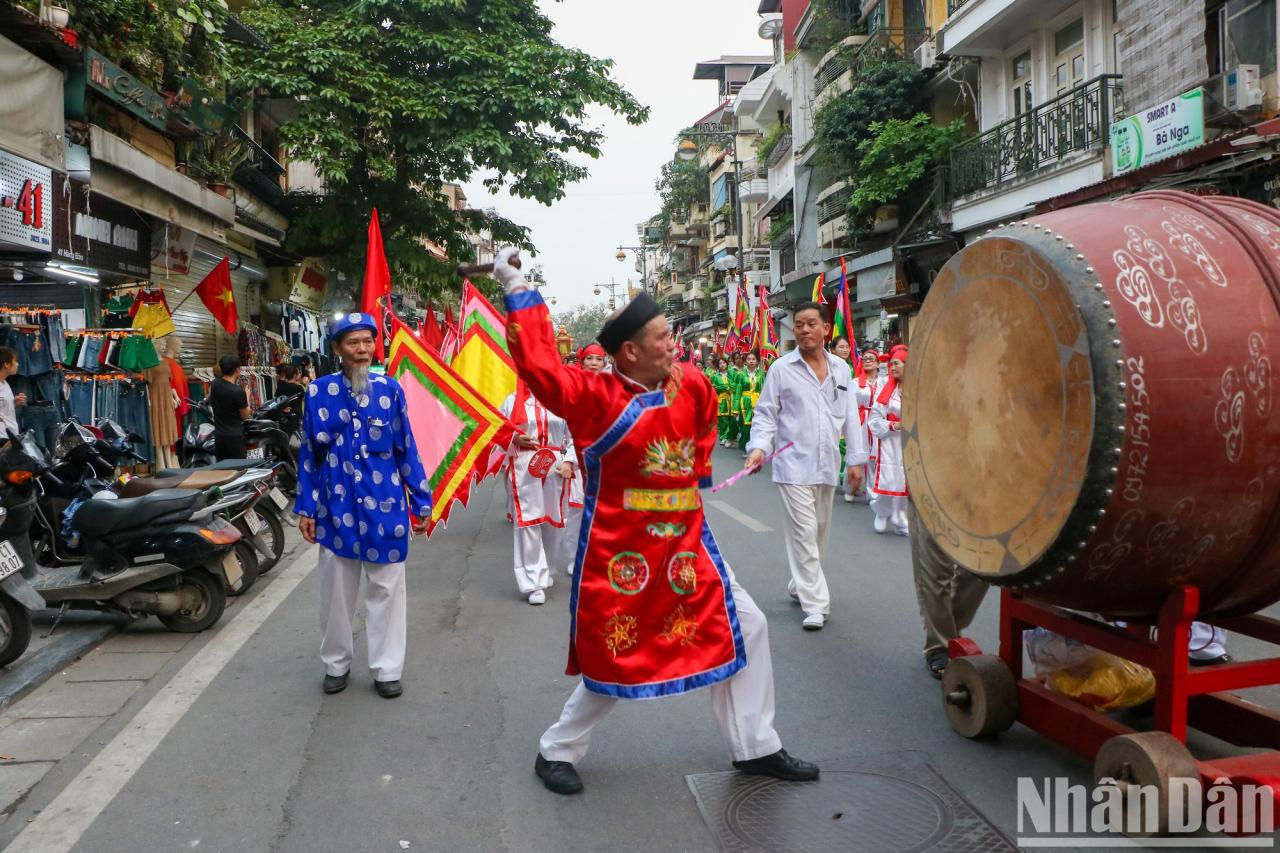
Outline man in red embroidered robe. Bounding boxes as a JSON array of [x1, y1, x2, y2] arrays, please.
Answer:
[[493, 247, 818, 796]]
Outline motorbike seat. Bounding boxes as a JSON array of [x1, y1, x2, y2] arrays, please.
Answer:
[[73, 489, 206, 538], [159, 460, 260, 476], [118, 469, 239, 498]]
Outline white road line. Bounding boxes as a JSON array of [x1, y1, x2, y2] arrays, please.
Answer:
[[7, 546, 318, 853], [707, 499, 772, 533]]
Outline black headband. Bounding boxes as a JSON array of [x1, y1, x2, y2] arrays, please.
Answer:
[[597, 293, 663, 355]]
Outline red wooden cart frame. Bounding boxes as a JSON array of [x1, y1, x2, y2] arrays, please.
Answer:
[[951, 586, 1280, 800]]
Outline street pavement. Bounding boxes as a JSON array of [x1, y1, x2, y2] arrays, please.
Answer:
[[0, 443, 1273, 852]]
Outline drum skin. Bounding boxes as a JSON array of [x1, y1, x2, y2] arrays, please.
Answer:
[[904, 191, 1280, 620]]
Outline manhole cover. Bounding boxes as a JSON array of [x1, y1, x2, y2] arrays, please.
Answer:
[[687, 751, 1016, 853]]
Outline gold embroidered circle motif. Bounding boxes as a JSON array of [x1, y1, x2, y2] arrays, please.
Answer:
[[608, 552, 650, 595], [667, 552, 698, 595]]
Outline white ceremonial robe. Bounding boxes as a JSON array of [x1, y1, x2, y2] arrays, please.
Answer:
[[854, 376, 882, 496], [869, 385, 909, 534], [557, 467, 585, 575], [500, 392, 575, 595]]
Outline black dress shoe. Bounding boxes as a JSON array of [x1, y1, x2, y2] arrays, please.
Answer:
[[535, 753, 584, 795], [323, 671, 349, 694], [1190, 654, 1233, 667], [732, 749, 820, 782], [375, 680, 403, 698]]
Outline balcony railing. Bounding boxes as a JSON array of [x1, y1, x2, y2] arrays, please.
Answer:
[[818, 184, 854, 224], [947, 0, 971, 14], [815, 27, 932, 97], [949, 74, 1123, 200], [765, 134, 793, 168]]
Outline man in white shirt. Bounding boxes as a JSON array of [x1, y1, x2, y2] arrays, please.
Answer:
[[0, 347, 25, 438], [745, 303, 868, 630]]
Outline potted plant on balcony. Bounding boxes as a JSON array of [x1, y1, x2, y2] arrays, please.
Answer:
[[188, 133, 247, 196], [41, 0, 70, 28]]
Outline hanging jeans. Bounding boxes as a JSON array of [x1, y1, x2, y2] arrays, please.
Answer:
[[67, 381, 94, 424], [116, 381, 153, 459]]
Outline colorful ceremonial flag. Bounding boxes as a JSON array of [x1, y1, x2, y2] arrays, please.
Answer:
[[810, 272, 826, 305], [387, 323, 517, 536], [420, 301, 445, 351], [195, 257, 238, 336], [360, 209, 392, 361], [450, 280, 517, 409], [753, 286, 780, 364], [726, 285, 752, 353], [832, 257, 854, 344]]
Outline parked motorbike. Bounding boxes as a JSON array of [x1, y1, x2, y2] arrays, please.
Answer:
[[33, 420, 279, 594], [3, 430, 242, 633], [0, 436, 47, 666], [180, 395, 301, 495]]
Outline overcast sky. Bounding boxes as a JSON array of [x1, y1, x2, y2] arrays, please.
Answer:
[[462, 0, 769, 311]]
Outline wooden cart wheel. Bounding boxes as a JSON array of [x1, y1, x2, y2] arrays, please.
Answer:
[[1094, 732, 1200, 836], [940, 654, 1018, 738]]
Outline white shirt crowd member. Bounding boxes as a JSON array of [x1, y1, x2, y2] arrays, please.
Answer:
[[501, 386, 575, 605], [746, 307, 868, 631], [868, 344, 909, 536], [852, 349, 882, 502], [554, 343, 607, 576], [0, 380, 17, 438]]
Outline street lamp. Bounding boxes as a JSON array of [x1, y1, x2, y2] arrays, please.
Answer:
[[616, 243, 654, 297], [593, 279, 624, 311]]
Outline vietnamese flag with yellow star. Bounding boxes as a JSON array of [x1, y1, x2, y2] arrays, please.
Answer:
[[195, 256, 239, 336]]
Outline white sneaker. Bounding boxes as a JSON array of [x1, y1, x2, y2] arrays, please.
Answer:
[[564, 565, 574, 576], [802, 613, 825, 631], [874, 514, 888, 534], [787, 582, 800, 603], [843, 492, 854, 503], [546, 575, 555, 589], [528, 589, 546, 605]]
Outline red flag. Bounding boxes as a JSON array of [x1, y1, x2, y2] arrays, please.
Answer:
[[195, 257, 238, 336], [420, 302, 444, 351], [361, 208, 392, 360]]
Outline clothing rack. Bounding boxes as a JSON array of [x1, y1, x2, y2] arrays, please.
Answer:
[[69, 328, 146, 337], [64, 371, 144, 382]]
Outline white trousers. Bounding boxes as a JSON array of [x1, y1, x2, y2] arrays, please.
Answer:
[[1190, 622, 1228, 660], [317, 548, 407, 681], [559, 506, 583, 574], [513, 524, 555, 595], [871, 494, 909, 534], [777, 483, 836, 617], [539, 578, 782, 764]]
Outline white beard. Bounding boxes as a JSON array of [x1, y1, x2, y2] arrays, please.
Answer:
[[346, 365, 369, 397]]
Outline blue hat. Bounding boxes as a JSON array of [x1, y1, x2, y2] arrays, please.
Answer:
[[329, 311, 378, 343]]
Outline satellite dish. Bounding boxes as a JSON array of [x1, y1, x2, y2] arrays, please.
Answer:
[[758, 14, 783, 40]]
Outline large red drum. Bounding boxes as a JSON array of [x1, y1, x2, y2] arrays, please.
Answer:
[[904, 190, 1280, 620]]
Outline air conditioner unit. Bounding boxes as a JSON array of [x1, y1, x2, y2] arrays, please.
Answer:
[[1215, 65, 1264, 112], [914, 40, 937, 71]]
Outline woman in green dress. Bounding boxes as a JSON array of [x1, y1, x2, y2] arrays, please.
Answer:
[[736, 352, 767, 453], [709, 358, 735, 447], [726, 352, 745, 448]]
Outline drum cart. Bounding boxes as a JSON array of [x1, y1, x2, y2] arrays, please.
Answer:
[[943, 586, 1280, 832]]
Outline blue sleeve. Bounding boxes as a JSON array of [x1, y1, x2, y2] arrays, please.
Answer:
[[293, 385, 322, 518], [392, 382, 433, 517]]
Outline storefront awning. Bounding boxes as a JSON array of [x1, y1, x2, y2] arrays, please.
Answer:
[[89, 125, 235, 242]]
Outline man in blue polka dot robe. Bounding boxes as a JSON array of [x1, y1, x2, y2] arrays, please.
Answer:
[[295, 312, 432, 699]]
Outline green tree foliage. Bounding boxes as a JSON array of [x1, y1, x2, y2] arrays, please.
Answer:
[[233, 0, 648, 297], [814, 62, 928, 174], [554, 302, 613, 352], [74, 0, 228, 89], [849, 115, 967, 217], [654, 154, 709, 236]]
